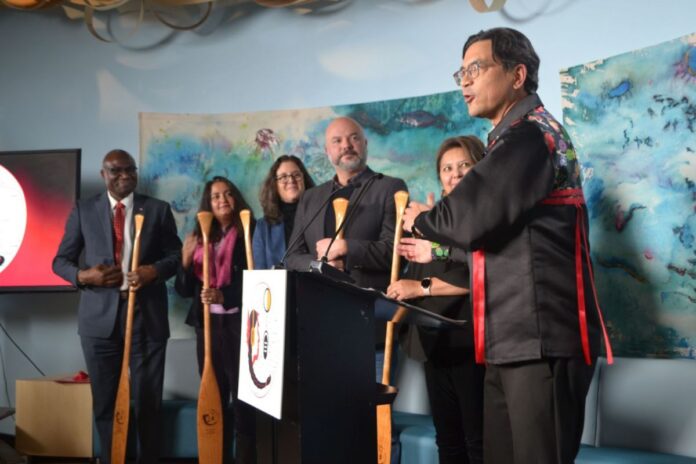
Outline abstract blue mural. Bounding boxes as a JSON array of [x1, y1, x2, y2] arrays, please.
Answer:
[[561, 33, 696, 358], [139, 91, 489, 335]]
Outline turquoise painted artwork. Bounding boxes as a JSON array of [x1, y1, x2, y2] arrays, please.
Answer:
[[139, 91, 489, 336], [561, 33, 696, 358]]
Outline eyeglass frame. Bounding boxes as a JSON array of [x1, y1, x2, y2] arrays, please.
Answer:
[[104, 166, 137, 176], [275, 171, 304, 184], [453, 60, 499, 86]]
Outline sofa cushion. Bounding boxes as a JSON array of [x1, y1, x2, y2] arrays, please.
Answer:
[[392, 410, 434, 434], [93, 399, 235, 459], [576, 444, 696, 463], [399, 425, 438, 464], [594, 357, 696, 457]]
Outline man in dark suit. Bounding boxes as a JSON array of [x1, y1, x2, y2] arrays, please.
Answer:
[[53, 149, 181, 464], [285, 117, 407, 463], [285, 117, 407, 291]]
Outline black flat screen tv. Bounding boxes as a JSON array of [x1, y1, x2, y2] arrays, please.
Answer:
[[0, 149, 81, 292]]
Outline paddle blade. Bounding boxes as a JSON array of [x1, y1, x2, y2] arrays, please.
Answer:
[[111, 373, 130, 464], [376, 403, 392, 464], [198, 362, 223, 464]]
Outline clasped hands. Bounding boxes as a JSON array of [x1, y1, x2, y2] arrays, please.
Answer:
[[77, 264, 158, 290]]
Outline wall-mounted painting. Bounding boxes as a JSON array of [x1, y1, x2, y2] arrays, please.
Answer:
[[140, 91, 489, 336], [561, 33, 696, 358]]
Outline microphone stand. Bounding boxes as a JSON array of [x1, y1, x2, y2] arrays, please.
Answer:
[[309, 172, 383, 283], [274, 182, 360, 270]]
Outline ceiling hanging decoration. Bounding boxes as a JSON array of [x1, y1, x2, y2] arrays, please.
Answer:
[[0, 0, 507, 41], [468, 0, 506, 13]]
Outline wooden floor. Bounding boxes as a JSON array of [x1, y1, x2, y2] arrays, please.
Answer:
[[0, 440, 199, 464], [0, 435, 207, 464], [6, 457, 198, 464]]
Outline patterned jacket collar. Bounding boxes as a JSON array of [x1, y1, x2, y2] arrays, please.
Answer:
[[487, 93, 544, 145]]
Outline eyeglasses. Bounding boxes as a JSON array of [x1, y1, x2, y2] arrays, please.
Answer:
[[104, 166, 137, 176], [453, 61, 496, 86], [276, 171, 303, 184]]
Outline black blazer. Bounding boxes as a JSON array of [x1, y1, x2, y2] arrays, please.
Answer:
[[174, 232, 247, 329], [285, 167, 408, 292], [53, 192, 181, 341]]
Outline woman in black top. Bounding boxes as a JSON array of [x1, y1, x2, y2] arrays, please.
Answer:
[[175, 176, 256, 464], [387, 136, 485, 464]]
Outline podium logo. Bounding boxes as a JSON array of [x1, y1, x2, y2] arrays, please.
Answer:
[[264, 287, 271, 312], [246, 282, 273, 395]]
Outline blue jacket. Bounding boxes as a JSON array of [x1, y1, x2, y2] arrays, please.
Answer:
[[252, 217, 286, 270]]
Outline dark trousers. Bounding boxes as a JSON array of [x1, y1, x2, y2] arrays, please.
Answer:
[[81, 298, 167, 464], [424, 356, 485, 464], [483, 358, 595, 464], [195, 314, 256, 464]]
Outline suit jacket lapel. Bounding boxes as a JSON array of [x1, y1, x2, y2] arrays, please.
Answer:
[[316, 182, 335, 239], [96, 193, 115, 264], [343, 167, 375, 236]]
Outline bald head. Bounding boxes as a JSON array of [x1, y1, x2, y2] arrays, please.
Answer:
[[103, 149, 135, 166], [324, 117, 368, 181], [101, 149, 138, 200]]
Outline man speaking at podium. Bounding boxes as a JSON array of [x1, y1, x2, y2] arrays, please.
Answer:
[[285, 116, 407, 372]]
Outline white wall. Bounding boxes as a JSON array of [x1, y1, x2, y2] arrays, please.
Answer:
[[1, 0, 695, 430]]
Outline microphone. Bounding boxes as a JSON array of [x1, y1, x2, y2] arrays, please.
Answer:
[[319, 172, 383, 264], [274, 181, 361, 270]]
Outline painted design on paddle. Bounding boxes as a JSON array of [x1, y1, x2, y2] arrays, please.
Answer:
[[246, 282, 273, 394], [201, 409, 219, 426], [115, 410, 126, 425]]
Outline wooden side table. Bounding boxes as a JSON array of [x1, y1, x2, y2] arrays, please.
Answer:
[[15, 375, 93, 458]]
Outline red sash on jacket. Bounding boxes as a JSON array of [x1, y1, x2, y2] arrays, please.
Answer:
[[471, 188, 613, 366]]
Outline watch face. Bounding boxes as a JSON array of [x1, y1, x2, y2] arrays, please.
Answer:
[[421, 277, 431, 288]]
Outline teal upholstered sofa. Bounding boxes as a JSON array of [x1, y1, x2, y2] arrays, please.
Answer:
[[92, 338, 235, 459], [393, 356, 696, 463], [576, 356, 696, 463], [94, 339, 696, 463]]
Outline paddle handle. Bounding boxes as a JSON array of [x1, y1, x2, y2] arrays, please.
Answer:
[[390, 191, 409, 284], [382, 191, 409, 384], [332, 198, 349, 239], [197, 212, 214, 359], [240, 209, 254, 270]]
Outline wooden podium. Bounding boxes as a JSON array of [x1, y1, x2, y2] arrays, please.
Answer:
[[255, 271, 465, 464]]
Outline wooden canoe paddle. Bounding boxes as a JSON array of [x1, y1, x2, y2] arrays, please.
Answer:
[[111, 213, 144, 464], [196, 211, 223, 464], [239, 209, 254, 270], [377, 190, 409, 464]]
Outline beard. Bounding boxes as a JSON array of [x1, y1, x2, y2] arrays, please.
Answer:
[[335, 150, 366, 172]]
